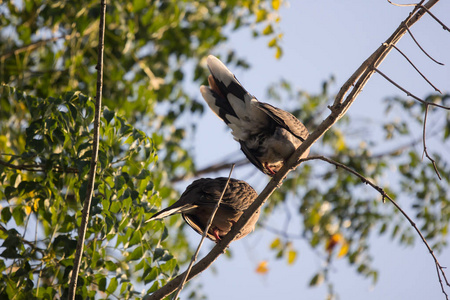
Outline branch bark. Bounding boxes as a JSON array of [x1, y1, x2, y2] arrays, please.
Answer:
[[67, 0, 106, 299], [0, 159, 78, 173], [145, 1, 441, 299]]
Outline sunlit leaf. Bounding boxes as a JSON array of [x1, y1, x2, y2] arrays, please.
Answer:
[[287, 250, 297, 265], [262, 24, 274, 35], [272, 0, 281, 10], [270, 237, 281, 249], [256, 260, 269, 274], [338, 241, 349, 258]]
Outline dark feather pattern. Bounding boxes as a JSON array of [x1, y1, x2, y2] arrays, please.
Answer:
[[147, 178, 259, 242], [200, 55, 310, 176]]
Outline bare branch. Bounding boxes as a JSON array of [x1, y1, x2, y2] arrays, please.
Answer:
[[68, 0, 106, 299], [173, 165, 235, 299], [422, 104, 442, 179], [171, 158, 247, 183], [404, 23, 445, 65], [145, 2, 443, 299], [0, 36, 70, 61], [260, 223, 304, 241], [419, 5, 450, 32], [374, 67, 450, 110], [390, 44, 442, 93], [333, 0, 428, 109], [301, 155, 450, 297], [387, 0, 418, 7]]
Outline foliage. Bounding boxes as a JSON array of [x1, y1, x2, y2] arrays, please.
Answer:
[[0, 85, 169, 298], [0, 0, 283, 298]]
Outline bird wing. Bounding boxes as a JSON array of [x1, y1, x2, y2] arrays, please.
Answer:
[[239, 141, 267, 175], [199, 177, 257, 211], [256, 102, 309, 141]]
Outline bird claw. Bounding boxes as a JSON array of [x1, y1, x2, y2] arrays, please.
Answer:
[[264, 162, 276, 176], [212, 229, 221, 242]]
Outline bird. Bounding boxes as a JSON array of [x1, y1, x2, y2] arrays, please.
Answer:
[[146, 177, 260, 242], [200, 55, 310, 176]]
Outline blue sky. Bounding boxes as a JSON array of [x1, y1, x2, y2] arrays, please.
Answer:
[[182, 1, 450, 300]]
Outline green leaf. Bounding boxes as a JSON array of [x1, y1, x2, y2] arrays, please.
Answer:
[[103, 107, 115, 124], [309, 273, 324, 287], [127, 246, 144, 261], [98, 276, 107, 292], [0, 248, 22, 259], [106, 277, 118, 295], [1, 207, 12, 223]]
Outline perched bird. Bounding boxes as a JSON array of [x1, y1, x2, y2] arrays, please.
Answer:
[[200, 55, 310, 176], [146, 177, 259, 242]]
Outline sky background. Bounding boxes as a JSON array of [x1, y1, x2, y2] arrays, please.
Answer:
[[173, 1, 449, 300]]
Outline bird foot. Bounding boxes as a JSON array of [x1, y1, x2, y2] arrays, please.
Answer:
[[212, 229, 221, 242], [264, 162, 276, 175]]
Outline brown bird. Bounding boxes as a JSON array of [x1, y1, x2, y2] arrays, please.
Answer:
[[146, 178, 259, 242], [200, 55, 310, 176]]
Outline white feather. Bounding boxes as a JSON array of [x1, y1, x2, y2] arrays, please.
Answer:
[[206, 55, 234, 86]]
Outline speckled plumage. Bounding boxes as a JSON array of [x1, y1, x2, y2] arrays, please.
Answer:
[[200, 55, 310, 176], [147, 178, 259, 242]]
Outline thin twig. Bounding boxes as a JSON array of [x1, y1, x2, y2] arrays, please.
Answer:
[[422, 104, 442, 179], [0, 224, 46, 255], [419, 5, 450, 32], [404, 23, 444, 65], [0, 36, 70, 61], [67, 0, 106, 299], [0, 159, 45, 172], [390, 44, 442, 93], [260, 223, 304, 241], [171, 158, 247, 183], [172, 164, 235, 300], [0, 159, 78, 173], [300, 155, 450, 297], [387, 0, 418, 7], [374, 67, 450, 110], [332, 0, 426, 108]]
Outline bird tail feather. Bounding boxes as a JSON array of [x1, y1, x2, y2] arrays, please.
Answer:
[[200, 55, 267, 140], [146, 204, 195, 223]]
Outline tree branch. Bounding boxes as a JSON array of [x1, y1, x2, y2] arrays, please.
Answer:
[[374, 67, 450, 110], [422, 104, 442, 179], [68, 0, 106, 299], [300, 155, 449, 298], [0, 36, 70, 61], [0, 158, 78, 173], [390, 44, 442, 93], [404, 23, 444, 65], [419, 4, 450, 32], [145, 1, 441, 298], [171, 157, 247, 183]]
